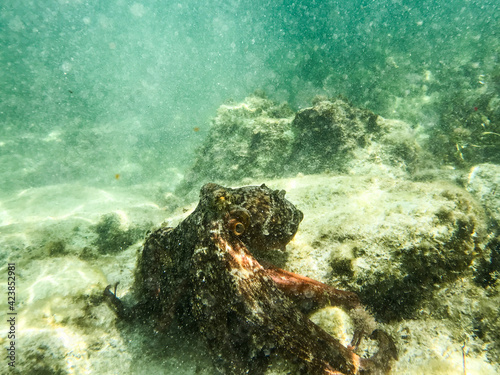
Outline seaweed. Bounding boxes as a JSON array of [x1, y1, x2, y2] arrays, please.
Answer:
[[91, 213, 143, 254]]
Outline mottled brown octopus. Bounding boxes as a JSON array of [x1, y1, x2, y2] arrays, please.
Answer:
[[104, 183, 397, 374]]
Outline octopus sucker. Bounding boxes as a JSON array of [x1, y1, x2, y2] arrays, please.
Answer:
[[104, 183, 397, 374]]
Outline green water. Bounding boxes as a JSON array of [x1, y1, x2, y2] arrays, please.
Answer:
[[1, 0, 498, 192]]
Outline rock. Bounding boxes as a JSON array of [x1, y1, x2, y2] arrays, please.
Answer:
[[428, 89, 500, 167], [91, 213, 144, 254], [289, 96, 429, 177], [465, 163, 500, 303], [177, 94, 432, 196], [309, 307, 354, 347], [270, 175, 488, 321], [466, 163, 500, 225], [3, 257, 133, 375], [289, 96, 378, 172], [177, 93, 295, 194]]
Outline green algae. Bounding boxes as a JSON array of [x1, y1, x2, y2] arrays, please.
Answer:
[[91, 213, 144, 254]]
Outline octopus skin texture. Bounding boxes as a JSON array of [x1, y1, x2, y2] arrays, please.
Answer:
[[104, 183, 397, 374]]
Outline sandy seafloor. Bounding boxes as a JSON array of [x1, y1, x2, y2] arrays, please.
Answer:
[[1, 168, 499, 375]]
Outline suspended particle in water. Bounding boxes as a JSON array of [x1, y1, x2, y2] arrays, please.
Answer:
[[61, 62, 72, 74]]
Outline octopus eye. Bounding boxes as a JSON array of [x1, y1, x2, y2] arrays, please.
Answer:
[[226, 208, 250, 236], [228, 219, 246, 236], [233, 222, 245, 235]]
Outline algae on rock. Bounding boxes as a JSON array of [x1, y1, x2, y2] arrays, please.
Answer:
[[91, 213, 145, 254], [466, 163, 500, 225], [178, 93, 295, 193], [265, 175, 488, 321], [288, 96, 379, 172], [466, 163, 500, 291], [178, 94, 430, 195], [289, 96, 429, 177], [429, 89, 500, 167]]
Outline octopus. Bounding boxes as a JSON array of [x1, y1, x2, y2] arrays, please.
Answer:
[[104, 183, 397, 374]]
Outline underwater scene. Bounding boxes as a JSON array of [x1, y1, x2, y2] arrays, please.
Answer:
[[1, 0, 500, 374]]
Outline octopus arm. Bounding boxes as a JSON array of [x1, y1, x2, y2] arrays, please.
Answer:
[[208, 231, 363, 374], [261, 261, 360, 311]]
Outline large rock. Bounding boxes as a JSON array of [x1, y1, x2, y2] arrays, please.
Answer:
[[266, 175, 488, 320], [177, 94, 430, 196]]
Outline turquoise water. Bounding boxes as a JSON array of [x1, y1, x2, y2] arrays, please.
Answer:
[[1, 0, 498, 192]]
